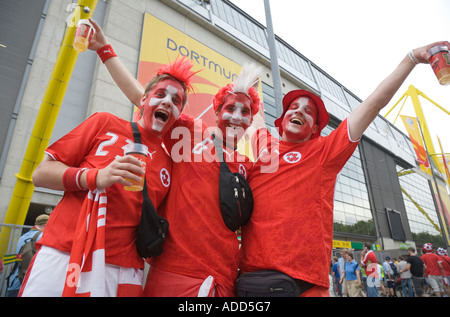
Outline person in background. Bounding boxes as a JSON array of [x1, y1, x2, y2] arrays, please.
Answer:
[[338, 249, 348, 296], [389, 257, 399, 281], [360, 242, 378, 297], [377, 262, 386, 296], [331, 256, 342, 296], [341, 252, 361, 297], [421, 243, 445, 297], [398, 255, 414, 297], [436, 247, 450, 296], [382, 257, 395, 297], [6, 214, 49, 297], [404, 247, 428, 297]]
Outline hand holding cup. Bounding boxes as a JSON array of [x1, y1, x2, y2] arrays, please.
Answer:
[[123, 143, 148, 191]]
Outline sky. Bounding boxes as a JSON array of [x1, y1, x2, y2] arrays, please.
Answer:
[[230, 0, 450, 154]]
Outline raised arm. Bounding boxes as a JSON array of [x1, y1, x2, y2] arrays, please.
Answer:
[[88, 19, 144, 106], [347, 41, 450, 141]]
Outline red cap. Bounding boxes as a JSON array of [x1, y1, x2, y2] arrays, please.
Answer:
[[422, 243, 433, 253], [274, 90, 329, 139]]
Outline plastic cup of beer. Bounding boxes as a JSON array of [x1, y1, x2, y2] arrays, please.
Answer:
[[428, 44, 450, 86], [73, 19, 94, 52], [123, 143, 148, 191]]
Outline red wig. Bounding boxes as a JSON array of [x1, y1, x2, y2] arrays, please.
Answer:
[[156, 56, 199, 93], [213, 64, 261, 115], [213, 84, 260, 115], [135, 57, 200, 121]]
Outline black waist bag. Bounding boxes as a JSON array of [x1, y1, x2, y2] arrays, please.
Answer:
[[136, 180, 169, 258], [219, 161, 253, 231], [214, 136, 253, 232], [236, 270, 301, 297], [131, 122, 169, 258]]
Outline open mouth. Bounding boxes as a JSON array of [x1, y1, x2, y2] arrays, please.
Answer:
[[227, 124, 244, 130], [155, 109, 169, 122], [290, 118, 303, 126]]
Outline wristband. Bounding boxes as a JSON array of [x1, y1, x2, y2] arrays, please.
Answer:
[[97, 44, 117, 63], [408, 50, 419, 65], [63, 167, 87, 191], [86, 168, 99, 191]]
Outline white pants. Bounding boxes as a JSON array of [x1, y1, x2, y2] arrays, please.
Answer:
[[20, 246, 143, 297]]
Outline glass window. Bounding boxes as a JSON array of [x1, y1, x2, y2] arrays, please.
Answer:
[[323, 126, 375, 236], [397, 165, 444, 243]]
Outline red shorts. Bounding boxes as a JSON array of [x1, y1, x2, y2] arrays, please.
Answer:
[[144, 266, 234, 297]]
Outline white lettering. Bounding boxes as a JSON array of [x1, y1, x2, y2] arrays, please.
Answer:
[[96, 132, 119, 156], [178, 301, 212, 314]]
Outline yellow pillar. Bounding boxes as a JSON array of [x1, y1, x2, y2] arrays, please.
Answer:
[[388, 85, 450, 247], [409, 85, 450, 246], [0, 0, 98, 257]]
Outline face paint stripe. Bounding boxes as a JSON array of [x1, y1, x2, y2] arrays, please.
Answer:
[[142, 81, 184, 135]]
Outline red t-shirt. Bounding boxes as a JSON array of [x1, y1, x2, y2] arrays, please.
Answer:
[[240, 119, 359, 288], [440, 256, 450, 275], [38, 112, 172, 269], [148, 115, 253, 290], [361, 250, 378, 277], [421, 252, 443, 276]]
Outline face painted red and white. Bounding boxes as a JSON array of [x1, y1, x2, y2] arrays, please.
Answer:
[[281, 96, 319, 143], [215, 92, 253, 148], [139, 79, 185, 136]]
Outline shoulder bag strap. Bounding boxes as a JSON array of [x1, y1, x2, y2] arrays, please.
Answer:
[[131, 121, 142, 143], [212, 133, 235, 174], [130, 122, 150, 200], [30, 231, 41, 254], [212, 133, 224, 162]]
